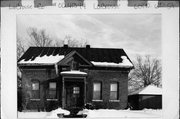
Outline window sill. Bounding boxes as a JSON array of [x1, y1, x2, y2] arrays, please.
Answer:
[[30, 99, 40, 101], [109, 100, 120, 102], [92, 100, 103, 102], [47, 99, 58, 101]]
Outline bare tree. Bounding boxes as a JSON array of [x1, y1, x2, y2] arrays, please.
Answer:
[[27, 28, 88, 48], [27, 27, 53, 47], [59, 35, 88, 47], [17, 36, 26, 59], [128, 55, 162, 93]]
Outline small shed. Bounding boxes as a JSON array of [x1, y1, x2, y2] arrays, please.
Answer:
[[128, 85, 162, 110]]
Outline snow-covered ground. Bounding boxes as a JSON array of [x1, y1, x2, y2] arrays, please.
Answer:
[[18, 108, 162, 119]]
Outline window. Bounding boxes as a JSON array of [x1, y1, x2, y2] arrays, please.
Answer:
[[73, 87, 80, 94], [110, 83, 118, 100], [31, 81, 40, 99], [93, 82, 102, 100], [47, 82, 57, 99]]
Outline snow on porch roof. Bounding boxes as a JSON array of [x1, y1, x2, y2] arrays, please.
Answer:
[[129, 85, 162, 96], [60, 70, 87, 75]]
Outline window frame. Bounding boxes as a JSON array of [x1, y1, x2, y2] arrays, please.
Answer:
[[73, 86, 80, 94], [110, 82, 119, 101], [47, 82, 57, 100], [93, 82, 102, 101], [31, 80, 40, 99]]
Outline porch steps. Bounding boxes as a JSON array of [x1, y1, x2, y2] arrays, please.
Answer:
[[63, 107, 87, 118]]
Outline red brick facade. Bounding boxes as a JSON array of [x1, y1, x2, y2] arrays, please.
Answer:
[[20, 68, 129, 111], [18, 46, 133, 111]]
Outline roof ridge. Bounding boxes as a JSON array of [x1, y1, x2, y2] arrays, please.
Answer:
[[29, 46, 124, 50]]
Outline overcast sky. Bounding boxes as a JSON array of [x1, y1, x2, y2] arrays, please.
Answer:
[[17, 14, 161, 61]]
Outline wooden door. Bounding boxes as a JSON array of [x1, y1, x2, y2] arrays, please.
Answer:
[[66, 84, 83, 108]]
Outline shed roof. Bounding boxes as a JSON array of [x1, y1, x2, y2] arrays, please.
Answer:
[[129, 85, 162, 96]]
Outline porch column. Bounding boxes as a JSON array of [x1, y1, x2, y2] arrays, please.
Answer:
[[62, 77, 65, 108], [84, 77, 86, 105]]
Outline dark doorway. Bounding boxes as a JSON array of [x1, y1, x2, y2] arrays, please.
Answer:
[[65, 81, 84, 109]]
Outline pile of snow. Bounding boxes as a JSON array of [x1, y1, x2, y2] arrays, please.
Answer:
[[18, 109, 162, 118], [77, 109, 162, 118], [46, 108, 70, 118], [60, 70, 87, 75], [91, 56, 133, 68], [18, 112, 47, 118], [19, 55, 64, 65]]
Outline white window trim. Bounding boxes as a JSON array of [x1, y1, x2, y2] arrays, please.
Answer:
[[109, 100, 120, 102], [30, 99, 40, 101], [47, 99, 58, 101]]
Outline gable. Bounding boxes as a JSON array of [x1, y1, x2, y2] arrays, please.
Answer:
[[57, 51, 93, 67]]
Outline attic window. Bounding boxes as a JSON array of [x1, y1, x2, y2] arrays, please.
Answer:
[[71, 60, 79, 70]]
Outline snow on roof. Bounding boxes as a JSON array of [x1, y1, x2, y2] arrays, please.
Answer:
[[91, 56, 133, 68], [18, 55, 64, 65], [60, 70, 87, 75], [129, 85, 162, 95]]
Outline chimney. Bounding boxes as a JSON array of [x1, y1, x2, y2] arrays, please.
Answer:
[[64, 44, 68, 48], [86, 45, 90, 48]]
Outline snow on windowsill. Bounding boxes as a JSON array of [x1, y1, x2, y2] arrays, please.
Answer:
[[30, 99, 40, 101], [91, 56, 133, 68], [109, 100, 120, 102], [47, 99, 58, 101], [92, 100, 103, 102]]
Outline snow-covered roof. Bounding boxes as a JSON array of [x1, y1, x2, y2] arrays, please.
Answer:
[[18, 54, 64, 65], [91, 56, 133, 68], [61, 70, 87, 75], [129, 85, 162, 95], [18, 47, 134, 68]]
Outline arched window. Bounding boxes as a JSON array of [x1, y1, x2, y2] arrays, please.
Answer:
[[31, 80, 40, 99]]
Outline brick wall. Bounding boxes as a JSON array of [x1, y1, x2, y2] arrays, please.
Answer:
[[86, 70, 129, 109], [21, 69, 60, 111], [20, 68, 129, 110]]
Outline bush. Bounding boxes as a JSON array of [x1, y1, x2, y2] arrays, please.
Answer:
[[84, 103, 95, 109]]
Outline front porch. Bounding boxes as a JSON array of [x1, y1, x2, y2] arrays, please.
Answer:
[[61, 70, 87, 114]]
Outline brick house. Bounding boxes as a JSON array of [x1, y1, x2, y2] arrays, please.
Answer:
[[18, 45, 134, 111]]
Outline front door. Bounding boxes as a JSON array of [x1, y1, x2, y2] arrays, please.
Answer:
[[65, 82, 84, 108]]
